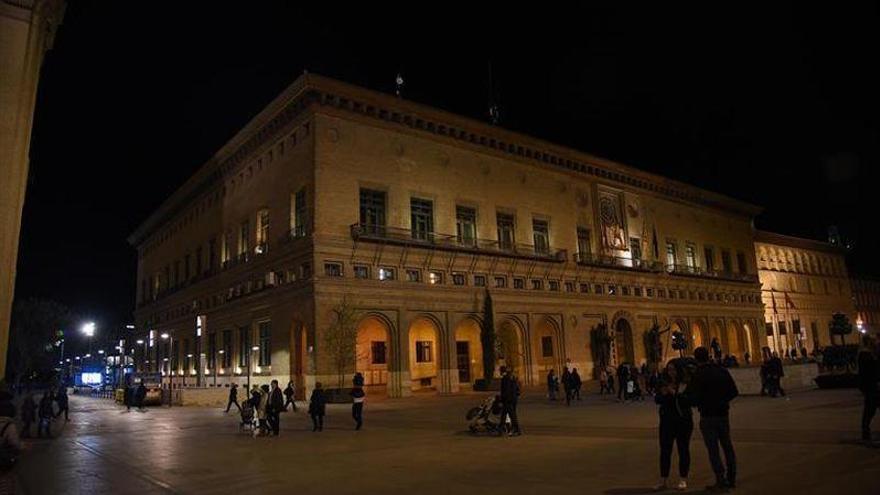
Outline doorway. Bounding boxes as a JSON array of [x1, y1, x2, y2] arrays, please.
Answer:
[[456, 341, 470, 383]]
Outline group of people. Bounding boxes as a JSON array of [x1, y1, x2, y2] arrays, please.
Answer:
[[652, 346, 739, 492], [225, 373, 368, 435], [545, 366, 582, 405], [759, 352, 787, 398], [122, 382, 148, 412], [19, 386, 68, 439]]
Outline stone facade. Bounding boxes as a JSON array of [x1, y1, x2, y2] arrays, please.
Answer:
[[130, 74, 767, 398], [0, 0, 64, 380], [755, 230, 857, 355], [851, 276, 880, 338]]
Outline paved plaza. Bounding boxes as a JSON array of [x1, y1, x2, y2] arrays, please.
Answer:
[[13, 387, 880, 495]]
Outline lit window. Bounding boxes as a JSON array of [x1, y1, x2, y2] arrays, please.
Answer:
[[428, 271, 444, 285], [379, 267, 396, 281], [415, 341, 433, 363]]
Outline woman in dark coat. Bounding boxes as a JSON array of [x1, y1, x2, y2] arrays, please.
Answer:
[[654, 361, 693, 491], [308, 382, 326, 432]]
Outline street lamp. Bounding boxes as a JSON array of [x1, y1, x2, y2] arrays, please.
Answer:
[[247, 345, 259, 392], [81, 322, 96, 363], [161, 332, 173, 407]]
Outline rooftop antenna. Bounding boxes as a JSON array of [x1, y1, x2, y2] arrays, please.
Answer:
[[488, 61, 500, 125], [395, 72, 404, 97]]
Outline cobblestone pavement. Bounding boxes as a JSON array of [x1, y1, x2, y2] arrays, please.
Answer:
[[11, 388, 880, 495]]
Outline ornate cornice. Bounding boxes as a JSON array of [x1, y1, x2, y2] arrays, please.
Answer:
[[129, 72, 763, 247]]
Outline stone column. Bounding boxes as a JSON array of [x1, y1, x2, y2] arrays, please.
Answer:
[[0, 0, 65, 380], [387, 313, 411, 398], [437, 314, 459, 394]]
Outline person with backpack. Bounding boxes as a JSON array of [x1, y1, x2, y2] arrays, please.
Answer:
[[689, 346, 739, 492], [308, 382, 327, 432], [283, 381, 296, 412], [350, 382, 365, 430], [268, 380, 284, 436]]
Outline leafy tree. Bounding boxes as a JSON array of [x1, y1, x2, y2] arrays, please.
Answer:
[[8, 298, 73, 388], [324, 297, 360, 388], [589, 323, 612, 378], [829, 312, 853, 346], [480, 289, 496, 381]]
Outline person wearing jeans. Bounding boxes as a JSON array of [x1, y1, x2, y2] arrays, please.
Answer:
[[689, 346, 739, 492], [654, 361, 693, 491]]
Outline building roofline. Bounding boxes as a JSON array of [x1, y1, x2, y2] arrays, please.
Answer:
[[129, 72, 763, 247], [754, 230, 847, 254]]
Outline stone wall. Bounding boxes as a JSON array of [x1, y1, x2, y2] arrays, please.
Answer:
[[176, 387, 228, 407], [728, 362, 818, 395]]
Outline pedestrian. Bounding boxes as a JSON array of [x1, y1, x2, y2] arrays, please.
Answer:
[[249, 385, 261, 408], [562, 367, 572, 406], [351, 382, 365, 430], [744, 350, 751, 366], [571, 368, 583, 400], [617, 365, 629, 401], [268, 380, 284, 436], [283, 381, 297, 412], [54, 386, 69, 421], [710, 338, 722, 362], [857, 337, 879, 444], [770, 352, 786, 397], [225, 383, 241, 413], [546, 369, 558, 401], [308, 382, 326, 432], [135, 382, 147, 411], [654, 360, 693, 491], [123, 383, 133, 412], [257, 385, 270, 436], [20, 394, 36, 438], [689, 346, 739, 492], [607, 370, 616, 396], [0, 390, 23, 492], [599, 368, 608, 395], [38, 391, 54, 438], [353, 372, 365, 388], [499, 366, 522, 436]]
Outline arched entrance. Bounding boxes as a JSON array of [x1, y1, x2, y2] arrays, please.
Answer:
[[691, 320, 708, 350], [533, 317, 561, 375], [408, 317, 441, 392], [453, 317, 483, 386], [709, 319, 724, 357], [356, 316, 391, 395], [497, 318, 525, 375], [726, 320, 745, 360], [613, 318, 635, 365]]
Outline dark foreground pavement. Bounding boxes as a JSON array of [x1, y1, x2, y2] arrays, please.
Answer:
[[10, 388, 880, 495]]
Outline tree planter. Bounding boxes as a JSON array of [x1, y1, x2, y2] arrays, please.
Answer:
[[814, 373, 858, 389]]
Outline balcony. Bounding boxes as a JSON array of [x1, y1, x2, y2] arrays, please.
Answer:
[[574, 252, 663, 272], [350, 224, 567, 262], [667, 264, 759, 284]]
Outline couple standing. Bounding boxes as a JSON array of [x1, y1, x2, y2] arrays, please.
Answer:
[[655, 346, 738, 492]]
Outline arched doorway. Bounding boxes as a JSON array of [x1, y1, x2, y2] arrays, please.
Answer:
[[709, 320, 724, 357], [533, 318, 561, 375], [497, 318, 525, 375], [726, 320, 745, 360], [408, 317, 441, 392], [614, 318, 635, 365], [356, 316, 391, 395], [691, 320, 708, 350], [453, 317, 483, 386]]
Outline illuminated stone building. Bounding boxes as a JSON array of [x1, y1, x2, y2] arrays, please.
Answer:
[[754, 230, 857, 354], [851, 276, 880, 338], [130, 74, 766, 397], [0, 0, 64, 379]]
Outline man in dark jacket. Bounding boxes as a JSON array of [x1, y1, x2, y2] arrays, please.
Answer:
[[690, 346, 739, 492], [769, 352, 785, 397], [616, 365, 629, 401], [857, 338, 879, 443], [135, 383, 147, 411], [268, 380, 284, 436], [499, 367, 522, 436], [225, 384, 240, 413], [561, 367, 572, 406]]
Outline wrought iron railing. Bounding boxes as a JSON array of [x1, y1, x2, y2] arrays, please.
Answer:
[[667, 264, 758, 283], [574, 252, 663, 272], [350, 223, 567, 261]]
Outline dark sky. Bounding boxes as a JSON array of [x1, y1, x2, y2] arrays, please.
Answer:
[[18, 2, 879, 338]]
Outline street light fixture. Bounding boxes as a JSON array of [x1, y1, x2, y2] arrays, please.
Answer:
[[160, 332, 173, 407], [81, 322, 96, 363]]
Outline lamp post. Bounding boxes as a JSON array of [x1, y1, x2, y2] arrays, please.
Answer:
[[247, 345, 259, 392], [136, 339, 146, 374], [161, 332, 173, 407], [81, 322, 95, 364], [215, 349, 222, 387]]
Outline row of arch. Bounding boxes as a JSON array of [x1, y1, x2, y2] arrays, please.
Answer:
[[757, 245, 843, 277], [349, 310, 761, 397]]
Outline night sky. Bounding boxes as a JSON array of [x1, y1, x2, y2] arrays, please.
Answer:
[[17, 2, 879, 339]]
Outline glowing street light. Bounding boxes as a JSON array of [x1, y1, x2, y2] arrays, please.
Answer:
[[81, 322, 95, 337]]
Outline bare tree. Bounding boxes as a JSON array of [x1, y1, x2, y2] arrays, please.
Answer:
[[8, 298, 73, 388], [323, 297, 360, 388]]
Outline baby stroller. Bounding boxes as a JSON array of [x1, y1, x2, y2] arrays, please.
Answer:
[[239, 401, 256, 433], [466, 395, 506, 435]]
